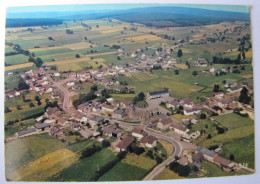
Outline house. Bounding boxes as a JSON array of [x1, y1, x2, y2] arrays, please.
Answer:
[[89, 116, 104, 127], [170, 123, 189, 136], [180, 98, 193, 105], [225, 81, 236, 88], [121, 100, 132, 108], [147, 89, 169, 100], [112, 109, 126, 119], [34, 123, 50, 131], [73, 114, 88, 123], [197, 146, 216, 162], [213, 92, 225, 99], [67, 81, 75, 87], [16, 128, 37, 138], [213, 155, 235, 172], [125, 106, 150, 123], [194, 58, 208, 67], [184, 107, 201, 115], [6, 91, 21, 98], [132, 128, 148, 140], [45, 107, 60, 117], [157, 117, 173, 130], [49, 126, 64, 138], [114, 136, 135, 152], [166, 100, 179, 110], [102, 127, 121, 138], [140, 136, 157, 148], [227, 85, 242, 94], [102, 103, 117, 113], [77, 102, 90, 113]]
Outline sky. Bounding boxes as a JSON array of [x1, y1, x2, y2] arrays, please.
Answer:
[[7, 4, 249, 14]]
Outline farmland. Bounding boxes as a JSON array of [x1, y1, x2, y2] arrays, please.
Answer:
[[4, 4, 254, 182], [49, 148, 116, 181]]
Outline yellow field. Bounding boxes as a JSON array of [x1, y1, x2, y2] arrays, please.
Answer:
[[5, 62, 34, 71], [8, 149, 78, 181], [154, 168, 185, 180], [243, 74, 253, 79], [181, 49, 192, 54], [171, 114, 195, 122], [45, 56, 104, 66], [127, 35, 161, 42], [121, 154, 156, 170], [29, 46, 67, 52], [173, 64, 188, 69], [246, 50, 252, 58], [158, 140, 173, 156], [6, 26, 43, 32], [63, 42, 95, 50], [21, 36, 48, 40]]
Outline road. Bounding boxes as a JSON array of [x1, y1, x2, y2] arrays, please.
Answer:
[[143, 126, 182, 180], [47, 74, 183, 180], [47, 74, 77, 115]]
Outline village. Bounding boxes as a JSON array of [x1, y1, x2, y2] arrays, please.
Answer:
[[5, 42, 254, 179]]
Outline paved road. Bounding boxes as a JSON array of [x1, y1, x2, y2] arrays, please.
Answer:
[[144, 97, 174, 115], [47, 74, 77, 115], [143, 126, 182, 180], [47, 74, 183, 180]]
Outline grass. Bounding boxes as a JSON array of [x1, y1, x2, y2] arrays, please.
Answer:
[[5, 62, 35, 71], [4, 118, 35, 138], [154, 168, 186, 180], [158, 139, 173, 156], [121, 154, 156, 170], [49, 149, 115, 181], [220, 134, 255, 169], [98, 162, 148, 181], [5, 106, 44, 124], [5, 133, 66, 175], [111, 93, 135, 102], [5, 54, 29, 65], [4, 75, 20, 91], [213, 113, 254, 130], [66, 139, 97, 153], [7, 149, 78, 181], [196, 160, 230, 178], [33, 48, 74, 57]]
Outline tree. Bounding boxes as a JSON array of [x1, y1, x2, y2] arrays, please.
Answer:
[[138, 92, 145, 101], [156, 156, 163, 164], [35, 57, 43, 68], [207, 134, 212, 139], [90, 85, 98, 91], [200, 113, 207, 119], [192, 165, 199, 172], [177, 49, 183, 57], [102, 140, 111, 148], [213, 84, 220, 92], [174, 69, 179, 75], [192, 71, 198, 76], [29, 103, 35, 108], [18, 78, 29, 90], [239, 87, 251, 104], [75, 54, 80, 58], [117, 56, 121, 60], [16, 105, 22, 110], [230, 154, 235, 161], [5, 107, 11, 113]]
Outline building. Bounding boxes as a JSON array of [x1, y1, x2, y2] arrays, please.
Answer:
[[140, 136, 157, 148], [157, 117, 173, 130], [16, 128, 37, 138], [112, 109, 126, 120], [115, 136, 135, 152], [132, 128, 148, 140], [196, 146, 216, 162], [193, 58, 208, 67], [213, 155, 235, 172], [34, 123, 50, 132], [147, 89, 169, 100], [102, 127, 121, 138]]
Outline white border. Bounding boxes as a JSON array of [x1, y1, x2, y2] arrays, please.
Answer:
[[0, 1, 259, 184]]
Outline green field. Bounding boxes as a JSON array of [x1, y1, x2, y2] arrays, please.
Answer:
[[197, 160, 230, 178], [5, 133, 66, 175], [5, 75, 21, 91], [98, 154, 156, 181], [5, 106, 44, 124], [33, 48, 74, 57], [49, 149, 116, 181], [4, 118, 35, 138], [5, 54, 29, 65], [220, 134, 255, 169], [154, 168, 186, 180], [98, 162, 148, 181]]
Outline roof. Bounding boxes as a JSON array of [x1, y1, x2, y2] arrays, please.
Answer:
[[197, 146, 216, 157], [149, 89, 169, 96], [132, 128, 148, 136], [121, 100, 132, 106], [161, 117, 173, 125], [192, 152, 204, 163], [102, 103, 116, 110], [17, 128, 37, 136], [116, 136, 135, 149], [181, 98, 193, 104], [46, 107, 59, 116], [140, 136, 156, 144], [213, 155, 231, 167], [34, 123, 50, 129], [90, 116, 104, 122], [114, 109, 124, 115], [74, 114, 83, 120], [170, 123, 187, 132]]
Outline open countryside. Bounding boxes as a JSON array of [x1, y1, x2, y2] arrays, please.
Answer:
[[4, 4, 254, 182]]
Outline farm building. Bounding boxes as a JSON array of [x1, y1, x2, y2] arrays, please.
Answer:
[[147, 89, 169, 100]]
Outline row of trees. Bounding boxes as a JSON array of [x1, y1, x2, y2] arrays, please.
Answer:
[[132, 92, 145, 104]]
